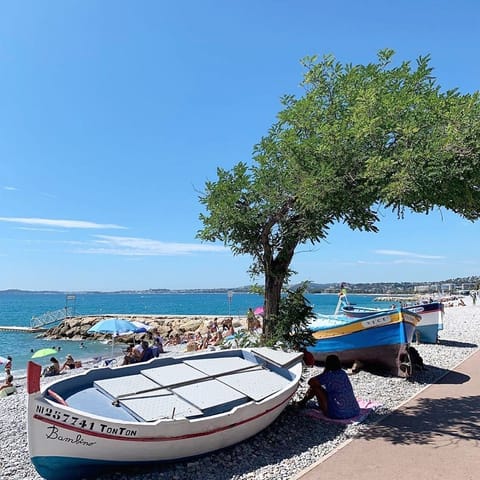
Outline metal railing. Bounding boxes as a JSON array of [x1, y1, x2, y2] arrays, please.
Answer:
[[30, 307, 74, 329]]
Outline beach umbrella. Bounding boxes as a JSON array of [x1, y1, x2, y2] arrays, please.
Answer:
[[31, 348, 58, 359], [130, 320, 152, 333], [87, 318, 140, 356], [87, 318, 141, 335]]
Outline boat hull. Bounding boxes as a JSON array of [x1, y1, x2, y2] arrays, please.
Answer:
[[28, 348, 303, 480], [307, 309, 419, 377], [405, 302, 444, 343], [343, 302, 444, 344]]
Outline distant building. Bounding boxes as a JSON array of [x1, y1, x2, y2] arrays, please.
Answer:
[[414, 285, 431, 293], [440, 284, 453, 294]]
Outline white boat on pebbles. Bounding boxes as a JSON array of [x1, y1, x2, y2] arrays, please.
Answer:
[[27, 347, 303, 480]]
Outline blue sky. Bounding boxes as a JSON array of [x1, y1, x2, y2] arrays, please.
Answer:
[[1, 0, 479, 291]]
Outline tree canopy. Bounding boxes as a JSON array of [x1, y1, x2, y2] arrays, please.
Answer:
[[197, 50, 480, 337]]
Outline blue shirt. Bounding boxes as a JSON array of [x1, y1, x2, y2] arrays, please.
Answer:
[[316, 369, 360, 419]]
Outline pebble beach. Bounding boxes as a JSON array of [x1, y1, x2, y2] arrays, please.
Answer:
[[1, 297, 479, 480]]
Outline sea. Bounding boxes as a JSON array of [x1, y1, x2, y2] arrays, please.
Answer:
[[0, 291, 381, 377]]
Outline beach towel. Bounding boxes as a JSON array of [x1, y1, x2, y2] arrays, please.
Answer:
[[302, 399, 381, 424]]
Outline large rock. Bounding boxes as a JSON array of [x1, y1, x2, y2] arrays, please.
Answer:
[[41, 314, 232, 345]]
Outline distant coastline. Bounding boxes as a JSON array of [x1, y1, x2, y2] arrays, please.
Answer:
[[1, 275, 478, 296]]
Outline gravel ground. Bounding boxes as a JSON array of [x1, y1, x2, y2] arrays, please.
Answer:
[[1, 298, 479, 480]]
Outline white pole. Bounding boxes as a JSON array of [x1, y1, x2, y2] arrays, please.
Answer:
[[228, 290, 233, 315]]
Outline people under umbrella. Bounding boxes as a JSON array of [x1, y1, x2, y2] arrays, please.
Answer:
[[122, 338, 162, 366]]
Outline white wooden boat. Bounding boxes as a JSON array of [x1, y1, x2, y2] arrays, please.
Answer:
[[27, 347, 303, 480]]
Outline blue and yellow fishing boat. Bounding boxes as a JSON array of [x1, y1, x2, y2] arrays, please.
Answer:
[[307, 307, 421, 377], [342, 301, 444, 344]]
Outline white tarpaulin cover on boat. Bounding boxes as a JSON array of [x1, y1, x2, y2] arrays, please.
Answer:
[[219, 368, 290, 401], [94, 374, 159, 399], [183, 356, 258, 376], [173, 378, 246, 411], [141, 362, 209, 387], [120, 390, 203, 421]]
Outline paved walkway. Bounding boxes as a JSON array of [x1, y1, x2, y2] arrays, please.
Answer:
[[295, 349, 480, 480]]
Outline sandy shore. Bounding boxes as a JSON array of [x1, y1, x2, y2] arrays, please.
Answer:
[[1, 298, 479, 480]]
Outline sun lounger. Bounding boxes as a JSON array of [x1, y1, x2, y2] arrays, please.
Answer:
[[0, 385, 17, 398]]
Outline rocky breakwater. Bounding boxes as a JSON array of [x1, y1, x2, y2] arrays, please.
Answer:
[[41, 314, 245, 344]]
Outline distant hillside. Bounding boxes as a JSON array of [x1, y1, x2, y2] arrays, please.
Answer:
[[1, 277, 478, 295]]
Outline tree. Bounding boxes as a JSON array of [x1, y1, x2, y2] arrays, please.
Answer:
[[268, 282, 317, 350], [197, 50, 480, 338]]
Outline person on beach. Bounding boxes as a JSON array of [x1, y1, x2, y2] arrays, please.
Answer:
[[150, 329, 164, 355], [4, 356, 12, 372], [122, 345, 136, 365], [247, 308, 256, 331], [43, 357, 60, 377], [151, 337, 164, 357], [61, 354, 76, 372], [297, 354, 360, 419], [140, 340, 154, 362], [132, 340, 144, 362], [0, 374, 14, 392]]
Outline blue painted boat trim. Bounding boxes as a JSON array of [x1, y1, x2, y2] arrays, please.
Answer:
[[308, 321, 416, 354], [32, 455, 179, 480], [415, 324, 439, 344]]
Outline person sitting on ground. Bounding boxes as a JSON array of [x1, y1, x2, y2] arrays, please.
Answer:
[[132, 340, 144, 362], [220, 317, 230, 332], [0, 374, 14, 392], [43, 357, 60, 377], [151, 337, 164, 357], [140, 340, 154, 362], [297, 354, 360, 419], [185, 338, 197, 352], [209, 329, 223, 346], [151, 329, 164, 354], [61, 354, 76, 372], [122, 345, 135, 365]]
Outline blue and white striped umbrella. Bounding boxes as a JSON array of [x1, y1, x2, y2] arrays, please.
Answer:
[[87, 318, 140, 336], [87, 318, 143, 357]]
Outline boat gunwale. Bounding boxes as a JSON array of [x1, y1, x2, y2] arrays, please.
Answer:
[[310, 308, 420, 338], [30, 348, 303, 426]]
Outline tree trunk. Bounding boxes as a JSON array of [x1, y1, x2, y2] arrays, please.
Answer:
[[263, 272, 284, 339], [260, 236, 297, 339]]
